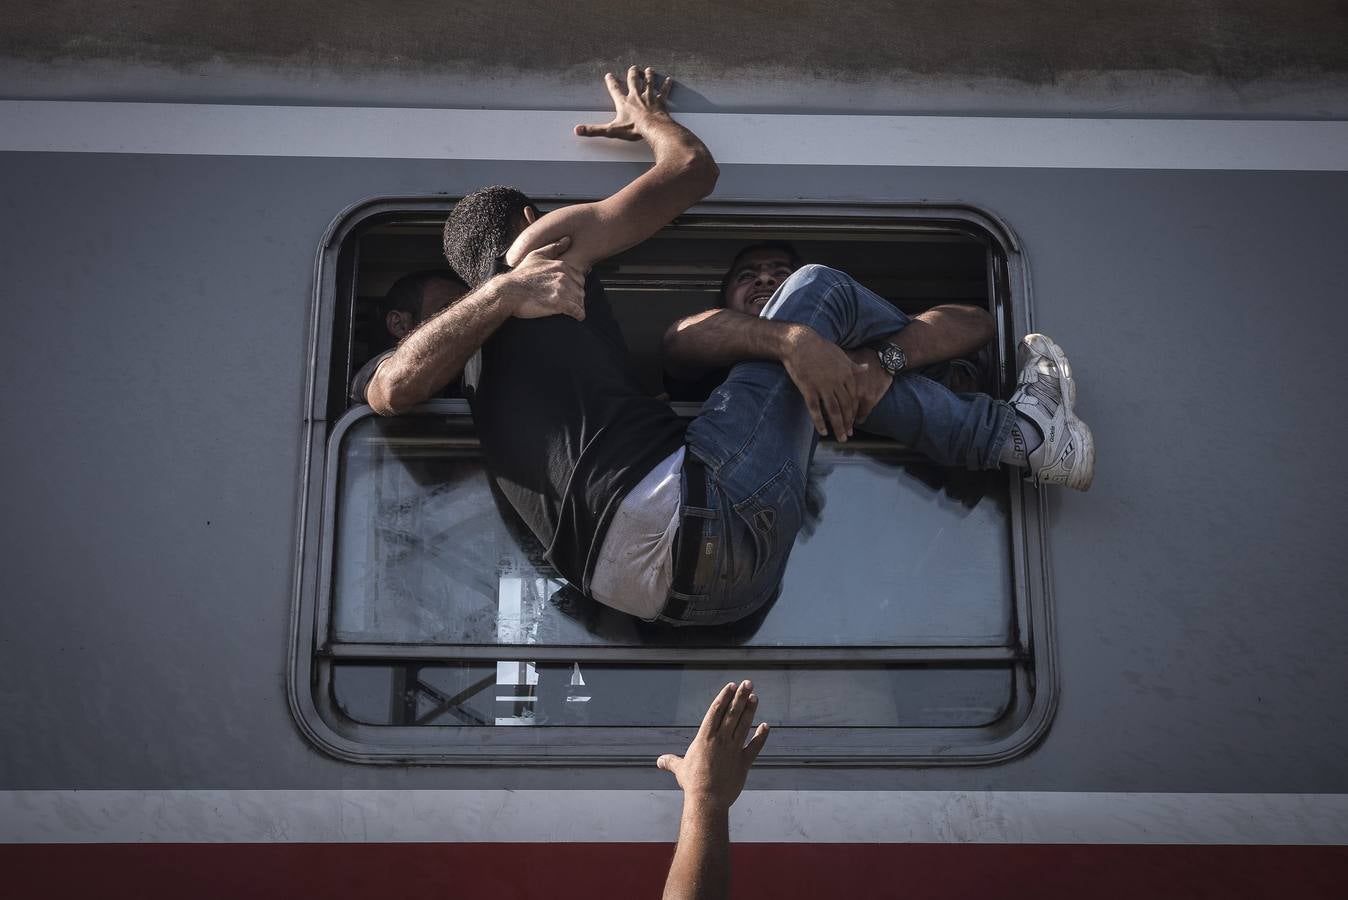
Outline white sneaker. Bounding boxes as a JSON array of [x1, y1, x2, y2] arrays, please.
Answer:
[[1011, 334, 1094, 491]]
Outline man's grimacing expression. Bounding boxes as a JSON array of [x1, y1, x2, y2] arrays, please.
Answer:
[[724, 248, 797, 317]]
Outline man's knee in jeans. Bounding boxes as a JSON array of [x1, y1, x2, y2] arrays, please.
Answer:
[[761, 264, 850, 323]]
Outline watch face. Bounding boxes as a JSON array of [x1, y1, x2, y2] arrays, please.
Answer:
[[880, 343, 906, 375]]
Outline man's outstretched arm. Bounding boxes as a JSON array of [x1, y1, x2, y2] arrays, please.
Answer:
[[367, 238, 584, 415], [505, 66, 718, 272], [660, 680, 770, 900]]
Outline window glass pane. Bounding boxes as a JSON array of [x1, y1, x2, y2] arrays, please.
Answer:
[[332, 662, 1014, 728], [331, 413, 1013, 647]]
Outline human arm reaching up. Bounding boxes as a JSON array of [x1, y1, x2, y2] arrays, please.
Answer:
[[367, 238, 585, 415], [505, 66, 718, 272], [660, 680, 770, 900]]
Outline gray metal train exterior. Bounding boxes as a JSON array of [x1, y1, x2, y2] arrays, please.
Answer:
[[3, 3, 1347, 897]]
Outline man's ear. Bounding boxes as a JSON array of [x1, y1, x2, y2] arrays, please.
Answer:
[[522, 205, 539, 225], [386, 310, 414, 340]]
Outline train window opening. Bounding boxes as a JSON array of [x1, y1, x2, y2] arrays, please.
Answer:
[[295, 199, 1055, 765], [337, 215, 996, 415]]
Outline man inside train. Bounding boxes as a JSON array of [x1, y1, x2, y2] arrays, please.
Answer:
[[352, 269, 469, 406], [357, 258, 588, 409], [663, 240, 993, 407], [383, 65, 1093, 627]]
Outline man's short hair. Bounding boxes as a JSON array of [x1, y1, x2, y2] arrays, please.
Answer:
[[443, 186, 534, 289], [720, 241, 804, 306]]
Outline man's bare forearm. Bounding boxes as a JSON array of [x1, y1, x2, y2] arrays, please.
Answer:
[[662, 798, 731, 900], [512, 71, 717, 271], [663, 308, 803, 378], [643, 114, 719, 206], [879, 304, 995, 369], [367, 279, 518, 415]]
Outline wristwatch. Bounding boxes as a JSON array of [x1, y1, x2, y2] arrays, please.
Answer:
[[875, 341, 908, 377]]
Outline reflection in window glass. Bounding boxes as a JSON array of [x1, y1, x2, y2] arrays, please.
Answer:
[[332, 663, 1014, 728], [331, 413, 1014, 648]]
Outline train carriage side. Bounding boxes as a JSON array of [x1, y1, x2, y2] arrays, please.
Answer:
[[2, 75, 1348, 900]]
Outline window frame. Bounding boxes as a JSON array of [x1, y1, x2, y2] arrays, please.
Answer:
[[289, 195, 1057, 766]]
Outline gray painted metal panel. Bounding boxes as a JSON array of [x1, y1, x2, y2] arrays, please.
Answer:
[[1, 153, 1345, 792], [3, 1, 1347, 117]]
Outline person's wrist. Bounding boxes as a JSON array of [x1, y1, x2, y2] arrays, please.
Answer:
[[683, 790, 733, 818], [488, 273, 525, 313], [777, 322, 811, 362]]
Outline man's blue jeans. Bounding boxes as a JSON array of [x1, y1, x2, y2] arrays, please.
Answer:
[[664, 265, 1014, 626]]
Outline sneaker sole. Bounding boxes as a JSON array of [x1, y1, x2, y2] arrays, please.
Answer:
[[1064, 414, 1095, 491]]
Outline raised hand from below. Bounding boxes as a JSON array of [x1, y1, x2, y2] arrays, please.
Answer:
[[658, 680, 770, 813]]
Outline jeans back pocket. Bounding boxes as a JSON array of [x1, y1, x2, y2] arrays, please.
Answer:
[[731, 460, 805, 582]]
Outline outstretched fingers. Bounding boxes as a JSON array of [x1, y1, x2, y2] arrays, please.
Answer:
[[575, 72, 626, 137], [731, 690, 758, 746], [721, 680, 752, 740], [697, 682, 736, 740], [743, 722, 771, 764], [627, 64, 642, 96]]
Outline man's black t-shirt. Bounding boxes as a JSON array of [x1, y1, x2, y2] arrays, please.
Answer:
[[463, 274, 686, 592], [664, 367, 730, 403]]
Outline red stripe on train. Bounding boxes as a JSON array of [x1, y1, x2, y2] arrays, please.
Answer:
[[4, 843, 1346, 899]]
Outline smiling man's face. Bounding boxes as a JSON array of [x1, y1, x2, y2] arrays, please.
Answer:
[[724, 248, 798, 317]]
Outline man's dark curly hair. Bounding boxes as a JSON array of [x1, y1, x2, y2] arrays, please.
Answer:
[[442, 185, 535, 288]]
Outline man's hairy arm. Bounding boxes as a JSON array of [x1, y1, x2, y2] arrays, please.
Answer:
[[505, 66, 718, 272], [367, 238, 583, 415], [846, 303, 996, 423], [664, 302, 995, 438]]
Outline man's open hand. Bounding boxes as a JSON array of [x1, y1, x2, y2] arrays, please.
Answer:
[[506, 237, 587, 321], [782, 325, 868, 441], [658, 681, 770, 812], [575, 66, 674, 141]]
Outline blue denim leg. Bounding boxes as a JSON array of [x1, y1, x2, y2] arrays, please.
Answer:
[[678, 264, 1014, 622], [758, 265, 1014, 469]]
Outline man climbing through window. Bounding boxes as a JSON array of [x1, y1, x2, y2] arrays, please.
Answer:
[[399, 65, 1092, 627]]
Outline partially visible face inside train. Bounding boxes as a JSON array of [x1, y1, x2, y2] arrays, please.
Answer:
[[381, 272, 467, 341], [721, 243, 802, 317]]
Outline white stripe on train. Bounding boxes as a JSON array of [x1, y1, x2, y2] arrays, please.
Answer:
[[1, 101, 1346, 171], [3, 790, 1346, 844]]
